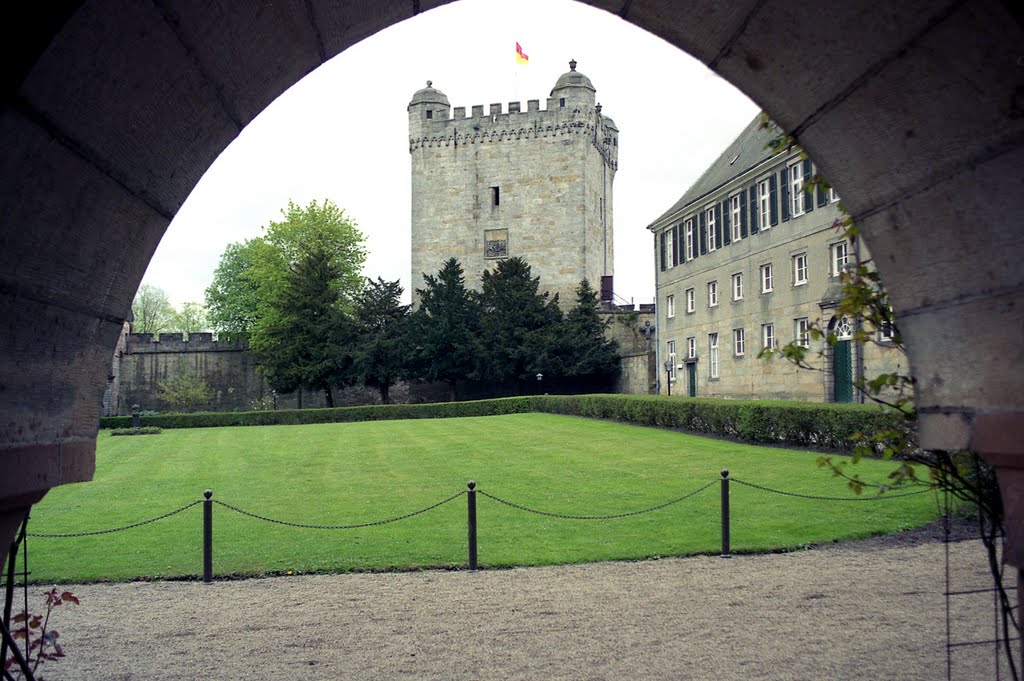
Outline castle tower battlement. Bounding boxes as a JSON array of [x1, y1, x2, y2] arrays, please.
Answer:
[[408, 61, 617, 305]]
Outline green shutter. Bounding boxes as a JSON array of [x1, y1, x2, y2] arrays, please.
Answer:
[[699, 211, 707, 255], [749, 183, 758, 235], [780, 166, 790, 222], [803, 160, 814, 212], [739, 189, 748, 237], [722, 200, 731, 245], [660, 231, 666, 271], [769, 175, 779, 227]]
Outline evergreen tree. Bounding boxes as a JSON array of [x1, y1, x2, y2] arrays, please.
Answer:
[[251, 244, 354, 408], [560, 279, 620, 380], [354, 277, 410, 405], [477, 257, 562, 392], [412, 258, 480, 401]]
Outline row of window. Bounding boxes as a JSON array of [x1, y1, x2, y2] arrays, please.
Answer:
[[664, 242, 849, 317], [658, 159, 839, 272], [665, 320, 810, 379]]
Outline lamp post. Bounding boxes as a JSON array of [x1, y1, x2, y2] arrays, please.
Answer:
[[536, 372, 544, 395], [664, 360, 672, 396]]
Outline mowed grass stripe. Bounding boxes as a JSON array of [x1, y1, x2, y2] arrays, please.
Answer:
[[27, 413, 938, 582]]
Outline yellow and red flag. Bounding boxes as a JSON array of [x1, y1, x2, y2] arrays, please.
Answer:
[[516, 42, 529, 65]]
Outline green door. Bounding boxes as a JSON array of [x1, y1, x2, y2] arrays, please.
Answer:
[[687, 363, 697, 397], [833, 340, 853, 403]]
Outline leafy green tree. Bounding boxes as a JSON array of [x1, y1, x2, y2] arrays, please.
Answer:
[[156, 369, 214, 412], [354, 277, 410, 405], [477, 257, 562, 392], [169, 302, 208, 339], [559, 279, 620, 380], [131, 284, 176, 335], [251, 244, 354, 408], [412, 258, 480, 402], [204, 199, 366, 336], [205, 238, 277, 335]]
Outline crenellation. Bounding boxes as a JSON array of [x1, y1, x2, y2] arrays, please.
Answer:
[[508, 102, 520, 113], [527, 99, 540, 112], [126, 332, 247, 354], [489, 102, 502, 116], [454, 106, 466, 119], [471, 104, 484, 117]]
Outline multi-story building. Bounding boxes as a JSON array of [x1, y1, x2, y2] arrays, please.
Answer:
[[648, 116, 902, 402], [407, 61, 618, 305]]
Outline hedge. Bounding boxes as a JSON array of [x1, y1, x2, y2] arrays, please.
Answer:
[[99, 394, 903, 454]]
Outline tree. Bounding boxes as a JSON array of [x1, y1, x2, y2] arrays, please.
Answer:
[[156, 369, 214, 412], [169, 302, 208, 339], [251, 244, 354, 408], [559, 279, 620, 381], [205, 238, 277, 335], [477, 257, 562, 392], [131, 284, 175, 335], [204, 199, 366, 336], [353, 278, 410, 404], [412, 258, 480, 402]]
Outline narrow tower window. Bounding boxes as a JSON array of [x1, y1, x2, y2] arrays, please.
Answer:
[[426, 110, 433, 119], [491, 186, 500, 207], [559, 97, 566, 108]]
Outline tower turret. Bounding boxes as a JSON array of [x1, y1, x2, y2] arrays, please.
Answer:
[[548, 60, 596, 111], [408, 80, 450, 137]]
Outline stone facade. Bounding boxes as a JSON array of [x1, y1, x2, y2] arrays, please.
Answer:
[[408, 61, 617, 305], [649, 116, 904, 401]]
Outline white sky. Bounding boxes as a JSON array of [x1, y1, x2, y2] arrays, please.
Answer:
[[142, 0, 760, 308]]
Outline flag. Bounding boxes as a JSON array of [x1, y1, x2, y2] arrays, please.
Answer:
[[516, 42, 529, 65]]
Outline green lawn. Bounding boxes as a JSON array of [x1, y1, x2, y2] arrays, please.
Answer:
[[27, 413, 939, 582]]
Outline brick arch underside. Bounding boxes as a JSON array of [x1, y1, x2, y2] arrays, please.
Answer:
[[2, 1, 1023, 565]]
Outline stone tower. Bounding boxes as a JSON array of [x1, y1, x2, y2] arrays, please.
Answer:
[[408, 61, 618, 304]]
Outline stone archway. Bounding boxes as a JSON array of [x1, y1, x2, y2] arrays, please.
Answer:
[[2, 0, 1022, 617]]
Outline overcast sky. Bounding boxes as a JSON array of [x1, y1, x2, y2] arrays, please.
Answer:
[[142, 0, 760, 308]]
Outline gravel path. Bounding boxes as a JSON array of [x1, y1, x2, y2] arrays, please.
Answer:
[[24, 524, 1016, 680]]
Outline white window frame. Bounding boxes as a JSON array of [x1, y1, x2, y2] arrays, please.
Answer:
[[709, 333, 719, 378], [684, 219, 695, 260], [732, 272, 743, 301], [666, 294, 675, 319], [879, 306, 896, 342], [793, 253, 808, 286], [685, 288, 695, 314], [665, 229, 675, 268], [758, 179, 771, 230], [686, 336, 696, 359], [730, 194, 742, 241], [707, 281, 718, 308], [789, 161, 804, 216], [733, 328, 745, 357], [667, 340, 677, 380], [762, 323, 776, 351], [760, 263, 774, 293], [795, 317, 810, 348], [829, 186, 840, 203], [831, 241, 849, 277], [706, 207, 717, 252]]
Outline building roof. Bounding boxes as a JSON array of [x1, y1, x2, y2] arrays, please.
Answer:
[[550, 59, 595, 95], [649, 114, 779, 228], [408, 80, 450, 110]]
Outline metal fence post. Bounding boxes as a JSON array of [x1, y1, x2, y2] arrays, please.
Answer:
[[467, 481, 478, 570], [203, 489, 213, 583], [720, 470, 731, 558]]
